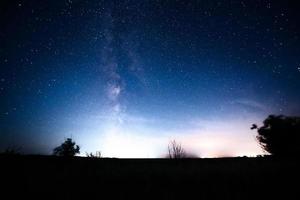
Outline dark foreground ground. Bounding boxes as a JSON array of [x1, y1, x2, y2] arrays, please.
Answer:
[[0, 155, 299, 199]]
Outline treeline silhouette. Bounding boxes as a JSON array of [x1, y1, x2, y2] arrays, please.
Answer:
[[1, 115, 300, 158], [49, 114, 300, 158], [1, 115, 299, 199]]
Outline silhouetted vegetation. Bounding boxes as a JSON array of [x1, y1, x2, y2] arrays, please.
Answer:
[[86, 151, 102, 158], [167, 140, 187, 158], [53, 138, 80, 157], [252, 115, 300, 156], [1, 147, 22, 155]]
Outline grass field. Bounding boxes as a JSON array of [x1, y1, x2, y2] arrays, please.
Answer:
[[1, 155, 298, 199]]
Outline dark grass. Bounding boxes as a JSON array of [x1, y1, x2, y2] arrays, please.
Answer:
[[1, 155, 299, 199]]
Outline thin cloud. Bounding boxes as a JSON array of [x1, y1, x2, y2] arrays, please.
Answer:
[[233, 99, 268, 113]]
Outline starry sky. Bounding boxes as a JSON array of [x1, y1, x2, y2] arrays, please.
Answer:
[[1, 0, 300, 157]]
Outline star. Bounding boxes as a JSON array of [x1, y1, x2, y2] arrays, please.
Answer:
[[1, 0, 300, 157]]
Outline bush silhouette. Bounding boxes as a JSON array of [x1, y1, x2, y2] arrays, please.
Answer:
[[53, 138, 80, 157], [86, 151, 102, 158], [252, 115, 300, 156], [1, 147, 22, 155], [167, 140, 187, 159]]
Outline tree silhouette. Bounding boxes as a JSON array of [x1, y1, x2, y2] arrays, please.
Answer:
[[167, 140, 187, 159], [53, 138, 80, 157], [251, 115, 300, 156]]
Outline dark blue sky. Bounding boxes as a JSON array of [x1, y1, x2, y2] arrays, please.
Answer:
[[1, 0, 300, 157]]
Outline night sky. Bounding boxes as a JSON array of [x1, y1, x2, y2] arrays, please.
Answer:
[[1, 0, 300, 157]]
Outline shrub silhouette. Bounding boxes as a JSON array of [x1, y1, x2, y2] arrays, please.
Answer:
[[167, 140, 187, 159], [86, 151, 102, 158], [252, 115, 300, 156], [53, 138, 80, 157], [1, 147, 22, 155]]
